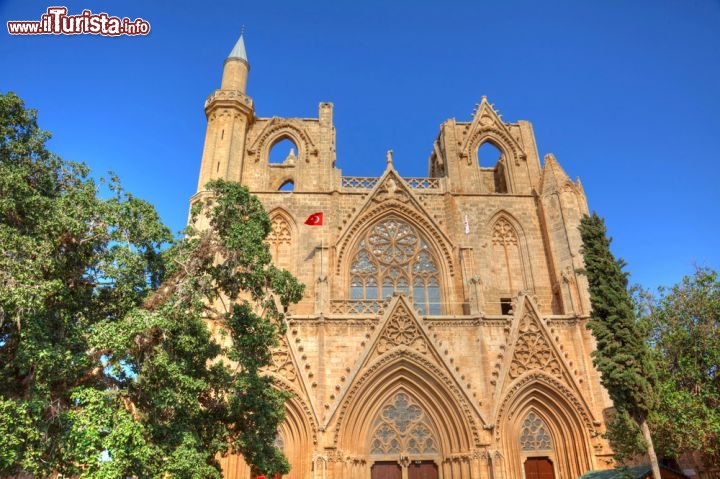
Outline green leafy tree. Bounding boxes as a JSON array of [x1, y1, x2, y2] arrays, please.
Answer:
[[645, 267, 720, 465], [0, 91, 303, 478], [579, 213, 660, 479], [0, 90, 170, 476]]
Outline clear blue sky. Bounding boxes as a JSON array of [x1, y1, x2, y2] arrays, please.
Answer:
[[2, 0, 719, 292]]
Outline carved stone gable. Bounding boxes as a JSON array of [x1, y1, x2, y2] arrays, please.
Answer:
[[267, 337, 297, 382], [509, 312, 562, 380], [372, 175, 410, 203], [377, 302, 427, 355]]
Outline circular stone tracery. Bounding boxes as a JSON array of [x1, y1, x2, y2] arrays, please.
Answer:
[[350, 218, 441, 314]]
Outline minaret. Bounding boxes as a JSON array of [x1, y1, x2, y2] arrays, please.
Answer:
[[196, 31, 255, 192], [221, 32, 249, 92]]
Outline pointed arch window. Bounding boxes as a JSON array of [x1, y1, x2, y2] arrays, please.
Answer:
[[267, 215, 294, 272], [350, 218, 442, 315], [269, 137, 298, 164], [520, 412, 553, 452], [491, 217, 525, 298], [370, 392, 438, 456], [477, 141, 508, 193]]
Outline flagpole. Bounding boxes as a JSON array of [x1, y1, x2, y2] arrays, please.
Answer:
[[303, 212, 324, 312]]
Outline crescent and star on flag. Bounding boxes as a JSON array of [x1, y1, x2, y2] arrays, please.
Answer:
[[305, 212, 323, 226]]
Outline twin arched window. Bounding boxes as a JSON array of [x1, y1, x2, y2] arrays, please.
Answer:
[[350, 218, 441, 315]]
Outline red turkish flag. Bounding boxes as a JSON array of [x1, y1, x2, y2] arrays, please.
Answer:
[[304, 212, 323, 226]]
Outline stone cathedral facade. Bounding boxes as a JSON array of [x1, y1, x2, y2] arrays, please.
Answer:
[[193, 34, 615, 479]]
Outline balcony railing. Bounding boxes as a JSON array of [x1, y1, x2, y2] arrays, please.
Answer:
[[341, 176, 440, 190], [341, 177, 379, 189], [330, 299, 388, 315], [404, 177, 440, 189], [329, 298, 443, 315]]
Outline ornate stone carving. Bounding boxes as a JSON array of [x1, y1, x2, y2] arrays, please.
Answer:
[[247, 118, 318, 161], [333, 348, 483, 448], [377, 304, 427, 355], [509, 313, 562, 380], [519, 412, 553, 451], [492, 218, 518, 246], [334, 198, 456, 278], [268, 215, 292, 245], [349, 217, 441, 315], [458, 98, 527, 168], [369, 392, 438, 455], [269, 342, 297, 382], [372, 176, 409, 203], [494, 372, 595, 442]]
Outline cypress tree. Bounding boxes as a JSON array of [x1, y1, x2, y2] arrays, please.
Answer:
[[579, 212, 660, 479]]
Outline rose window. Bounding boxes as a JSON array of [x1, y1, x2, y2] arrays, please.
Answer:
[[350, 218, 441, 315]]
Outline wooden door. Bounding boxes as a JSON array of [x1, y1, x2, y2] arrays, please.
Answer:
[[524, 457, 555, 479], [371, 461, 402, 479], [408, 461, 438, 479]]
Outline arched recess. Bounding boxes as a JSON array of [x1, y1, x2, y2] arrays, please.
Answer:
[[277, 394, 316, 479], [335, 205, 456, 306], [486, 211, 535, 309], [252, 122, 316, 164], [469, 128, 524, 166], [477, 141, 502, 166], [219, 384, 318, 479], [469, 130, 522, 193], [277, 179, 295, 192], [477, 140, 508, 194], [269, 137, 300, 165], [332, 352, 481, 456], [267, 209, 299, 277], [494, 373, 595, 479]]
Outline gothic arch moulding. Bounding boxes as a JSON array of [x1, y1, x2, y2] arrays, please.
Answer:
[[493, 373, 596, 479], [248, 118, 318, 163], [267, 208, 299, 275], [219, 385, 318, 479], [334, 203, 456, 280], [331, 350, 482, 454], [264, 338, 320, 448], [277, 394, 318, 479], [468, 129, 524, 168], [486, 210, 536, 295], [276, 178, 295, 191], [460, 99, 526, 169]]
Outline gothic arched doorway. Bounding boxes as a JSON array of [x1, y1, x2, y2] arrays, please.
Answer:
[[368, 392, 440, 479]]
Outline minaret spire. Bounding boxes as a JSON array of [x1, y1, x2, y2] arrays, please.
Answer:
[[221, 28, 250, 93], [227, 26, 248, 62]]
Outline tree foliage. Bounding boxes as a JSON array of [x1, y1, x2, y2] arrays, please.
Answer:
[[579, 213, 659, 475], [645, 267, 720, 464], [0, 91, 303, 478]]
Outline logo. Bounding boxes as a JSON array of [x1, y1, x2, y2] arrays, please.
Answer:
[[7, 7, 151, 36]]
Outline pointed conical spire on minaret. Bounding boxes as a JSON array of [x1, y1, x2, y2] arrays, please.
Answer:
[[227, 27, 248, 62], [221, 28, 250, 93], [541, 153, 574, 195]]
